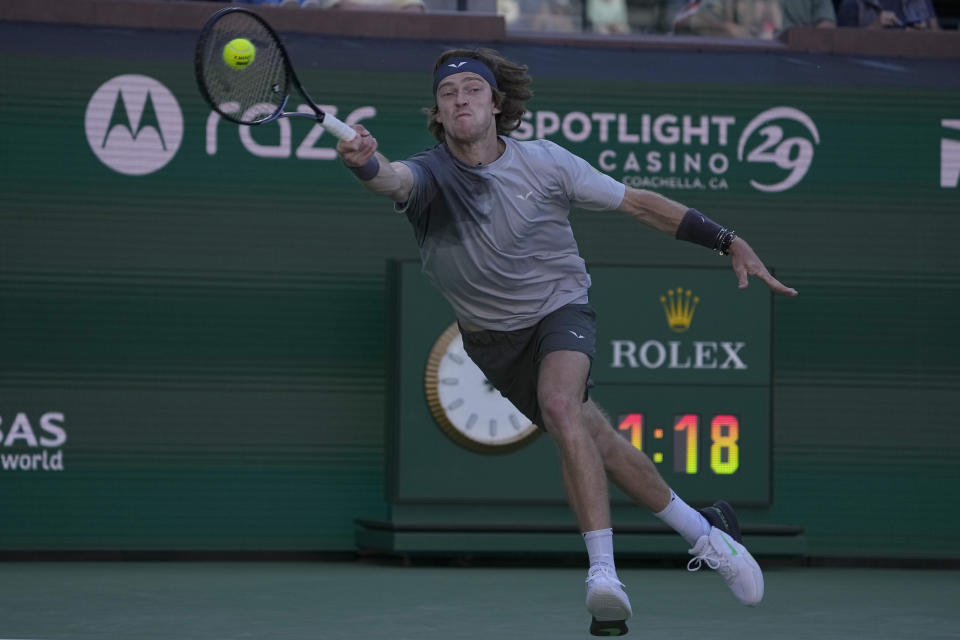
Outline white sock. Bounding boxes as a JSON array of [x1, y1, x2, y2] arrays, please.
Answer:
[[654, 491, 711, 547], [583, 528, 615, 570]]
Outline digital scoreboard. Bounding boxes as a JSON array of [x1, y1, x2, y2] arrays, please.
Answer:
[[591, 385, 770, 504], [619, 413, 743, 475], [587, 266, 772, 504], [388, 262, 772, 509]]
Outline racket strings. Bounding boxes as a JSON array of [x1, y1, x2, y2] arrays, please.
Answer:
[[198, 12, 289, 124]]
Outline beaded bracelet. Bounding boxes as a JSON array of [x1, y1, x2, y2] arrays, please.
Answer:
[[715, 228, 737, 256]]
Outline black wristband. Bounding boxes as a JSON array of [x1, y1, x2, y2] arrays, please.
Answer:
[[676, 209, 722, 248], [676, 209, 735, 255], [345, 156, 379, 181]]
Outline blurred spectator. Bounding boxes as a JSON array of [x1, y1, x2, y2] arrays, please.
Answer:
[[837, 0, 939, 29], [587, 0, 630, 33], [233, 0, 301, 6], [234, 0, 425, 9], [682, 0, 782, 37], [318, 0, 426, 10], [782, 0, 835, 29], [531, 0, 578, 31], [663, 0, 697, 29], [671, 0, 701, 32], [680, 0, 835, 38], [498, 0, 522, 24]]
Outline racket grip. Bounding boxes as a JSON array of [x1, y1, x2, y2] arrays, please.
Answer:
[[321, 113, 357, 141]]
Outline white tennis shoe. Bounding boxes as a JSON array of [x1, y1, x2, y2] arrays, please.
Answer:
[[585, 563, 632, 632], [687, 527, 764, 605]]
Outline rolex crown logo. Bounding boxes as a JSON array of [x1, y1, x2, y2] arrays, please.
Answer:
[[660, 287, 699, 333]]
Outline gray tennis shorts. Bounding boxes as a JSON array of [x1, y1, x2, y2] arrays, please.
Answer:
[[459, 303, 597, 428]]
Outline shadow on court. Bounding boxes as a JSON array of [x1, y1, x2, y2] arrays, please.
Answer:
[[0, 560, 956, 639]]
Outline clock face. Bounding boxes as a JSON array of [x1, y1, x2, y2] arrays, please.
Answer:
[[425, 323, 540, 454]]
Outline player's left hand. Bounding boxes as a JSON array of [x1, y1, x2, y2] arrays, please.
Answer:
[[728, 237, 798, 296]]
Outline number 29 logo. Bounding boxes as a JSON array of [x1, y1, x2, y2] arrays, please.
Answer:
[[737, 107, 820, 193]]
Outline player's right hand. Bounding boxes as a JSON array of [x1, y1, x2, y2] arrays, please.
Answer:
[[337, 124, 378, 167]]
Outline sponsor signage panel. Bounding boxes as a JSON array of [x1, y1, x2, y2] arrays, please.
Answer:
[[0, 30, 956, 547], [392, 262, 771, 506]]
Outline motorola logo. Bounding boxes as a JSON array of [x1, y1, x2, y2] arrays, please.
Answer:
[[85, 74, 183, 176]]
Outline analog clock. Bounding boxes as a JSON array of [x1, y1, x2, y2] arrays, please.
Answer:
[[424, 323, 541, 454]]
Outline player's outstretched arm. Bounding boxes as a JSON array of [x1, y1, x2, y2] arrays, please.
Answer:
[[336, 124, 414, 203], [617, 186, 798, 297], [616, 186, 688, 232]]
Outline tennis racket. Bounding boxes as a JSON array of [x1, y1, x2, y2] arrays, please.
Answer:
[[194, 7, 356, 141]]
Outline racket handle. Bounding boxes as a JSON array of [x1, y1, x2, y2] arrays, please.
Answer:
[[321, 113, 357, 141]]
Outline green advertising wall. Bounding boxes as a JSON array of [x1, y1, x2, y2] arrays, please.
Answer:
[[1, 21, 958, 556]]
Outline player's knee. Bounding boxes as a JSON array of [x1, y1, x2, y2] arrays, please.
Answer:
[[539, 390, 581, 436]]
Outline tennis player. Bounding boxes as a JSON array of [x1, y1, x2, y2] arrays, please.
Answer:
[[337, 48, 797, 636]]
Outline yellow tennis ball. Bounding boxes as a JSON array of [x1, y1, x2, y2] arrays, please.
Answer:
[[223, 38, 256, 70]]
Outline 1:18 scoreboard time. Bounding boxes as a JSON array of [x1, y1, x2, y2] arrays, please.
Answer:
[[589, 266, 773, 506]]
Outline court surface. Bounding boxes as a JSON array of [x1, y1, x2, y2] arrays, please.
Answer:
[[0, 560, 956, 640]]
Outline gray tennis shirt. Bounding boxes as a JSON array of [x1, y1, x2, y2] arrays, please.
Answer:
[[397, 136, 626, 331]]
